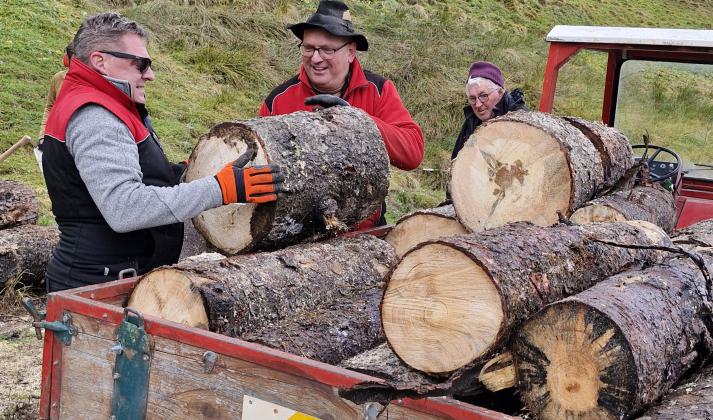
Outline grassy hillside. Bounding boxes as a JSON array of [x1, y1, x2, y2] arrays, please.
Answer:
[[1, 0, 712, 223]]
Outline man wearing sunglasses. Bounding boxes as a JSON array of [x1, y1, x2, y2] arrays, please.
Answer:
[[451, 61, 527, 160], [42, 12, 283, 292], [260, 0, 424, 229]]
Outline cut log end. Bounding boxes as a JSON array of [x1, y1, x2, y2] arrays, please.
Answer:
[[450, 119, 573, 232], [513, 303, 636, 420], [127, 268, 209, 329], [381, 243, 504, 373], [385, 211, 467, 258], [186, 123, 274, 254]]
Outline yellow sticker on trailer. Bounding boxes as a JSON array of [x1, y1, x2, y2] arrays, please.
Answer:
[[241, 395, 321, 420]]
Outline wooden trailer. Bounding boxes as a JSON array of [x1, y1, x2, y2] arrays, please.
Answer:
[[33, 270, 516, 420]]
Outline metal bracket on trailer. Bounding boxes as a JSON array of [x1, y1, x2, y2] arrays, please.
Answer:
[[111, 307, 152, 420], [21, 297, 77, 345]]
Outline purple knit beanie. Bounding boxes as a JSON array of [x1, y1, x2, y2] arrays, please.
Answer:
[[467, 61, 505, 88]]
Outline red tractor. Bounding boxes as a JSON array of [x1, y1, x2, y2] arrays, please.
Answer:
[[540, 25, 713, 229]]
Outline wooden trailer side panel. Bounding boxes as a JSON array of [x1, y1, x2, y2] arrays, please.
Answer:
[[48, 304, 512, 420]]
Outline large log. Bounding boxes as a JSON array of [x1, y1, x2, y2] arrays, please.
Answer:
[[449, 111, 634, 232], [240, 286, 384, 365], [570, 184, 676, 232], [385, 205, 467, 258], [0, 224, 59, 288], [185, 106, 389, 254], [638, 364, 713, 420], [0, 180, 38, 229], [381, 220, 670, 375], [127, 235, 397, 337], [512, 223, 713, 420]]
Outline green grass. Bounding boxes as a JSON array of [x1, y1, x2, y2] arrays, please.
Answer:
[[1, 0, 712, 222]]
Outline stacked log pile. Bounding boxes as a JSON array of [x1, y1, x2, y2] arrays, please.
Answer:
[[129, 110, 706, 418], [0, 180, 59, 288]]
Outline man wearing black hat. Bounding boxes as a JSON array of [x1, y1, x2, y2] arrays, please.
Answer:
[[259, 0, 424, 229]]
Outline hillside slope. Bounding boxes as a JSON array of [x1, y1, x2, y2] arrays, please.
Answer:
[[1, 0, 712, 222]]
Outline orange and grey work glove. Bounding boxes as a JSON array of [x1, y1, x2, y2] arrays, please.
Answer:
[[214, 149, 285, 204]]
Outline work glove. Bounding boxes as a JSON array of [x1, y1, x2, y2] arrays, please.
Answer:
[[214, 149, 285, 204], [304, 94, 349, 110]]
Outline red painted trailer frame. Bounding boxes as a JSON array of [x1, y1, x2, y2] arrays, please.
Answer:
[[37, 273, 516, 420], [539, 26, 713, 228]]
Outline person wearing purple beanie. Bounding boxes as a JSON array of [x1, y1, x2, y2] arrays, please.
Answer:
[[451, 61, 526, 159]]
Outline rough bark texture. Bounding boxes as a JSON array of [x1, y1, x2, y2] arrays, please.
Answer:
[[0, 224, 59, 287], [385, 205, 467, 257], [0, 180, 38, 229], [128, 235, 397, 338], [240, 287, 384, 365], [186, 106, 389, 254], [571, 184, 677, 233], [382, 220, 671, 377], [638, 364, 713, 420], [513, 246, 713, 419], [563, 116, 634, 191], [673, 218, 713, 249]]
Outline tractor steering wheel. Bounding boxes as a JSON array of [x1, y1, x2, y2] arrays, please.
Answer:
[[631, 144, 682, 183]]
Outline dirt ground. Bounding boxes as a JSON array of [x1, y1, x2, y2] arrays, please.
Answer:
[[0, 300, 44, 420]]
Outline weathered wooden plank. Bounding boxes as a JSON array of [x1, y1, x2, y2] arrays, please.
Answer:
[[60, 313, 455, 419]]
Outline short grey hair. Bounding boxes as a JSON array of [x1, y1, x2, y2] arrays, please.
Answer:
[[465, 77, 501, 96], [72, 12, 148, 63]]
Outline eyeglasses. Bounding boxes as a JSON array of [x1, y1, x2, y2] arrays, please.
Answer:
[[99, 50, 152, 75], [467, 87, 499, 105], [298, 42, 350, 59]]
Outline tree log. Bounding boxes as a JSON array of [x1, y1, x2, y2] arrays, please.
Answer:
[[449, 111, 634, 232], [127, 235, 397, 337], [0, 180, 38, 229], [381, 220, 670, 375], [385, 205, 467, 258], [0, 224, 59, 288], [512, 238, 713, 419], [638, 364, 713, 420], [673, 218, 713, 249], [240, 287, 384, 365], [185, 106, 389, 254], [570, 184, 676, 233]]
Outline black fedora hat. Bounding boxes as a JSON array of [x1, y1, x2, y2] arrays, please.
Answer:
[[288, 0, 368, 51]]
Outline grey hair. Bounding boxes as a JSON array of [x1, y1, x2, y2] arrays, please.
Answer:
[[72, 12, 148, 62], [465, 77, 501, 96]]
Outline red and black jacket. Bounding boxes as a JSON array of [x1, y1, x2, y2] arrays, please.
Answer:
[[260, 58, 424, 228], [43, 58, 183, 291]]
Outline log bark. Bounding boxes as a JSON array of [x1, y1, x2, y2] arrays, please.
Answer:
[[127, 235, 397, 338], [381, 220, 670, 375], [240, 286, 384, 365], [185, 106, 389, 254], [385, 205, 467, 258], [673, 218, 713, 249], [0, 224, 59, 288], [570, 184, 676, 233], [0, 180, 38, 229], [449, 111, 634, 232], [512, 233, 713, 419], [638, 364, 713, 420]]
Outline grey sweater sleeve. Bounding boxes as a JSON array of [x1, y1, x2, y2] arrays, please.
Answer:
[[66, 104, 224, 233]]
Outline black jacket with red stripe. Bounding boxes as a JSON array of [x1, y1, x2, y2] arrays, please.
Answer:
[[42, 58, 183, 291]]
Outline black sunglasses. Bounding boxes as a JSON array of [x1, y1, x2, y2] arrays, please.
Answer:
[[99, 50, 152, 74]]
